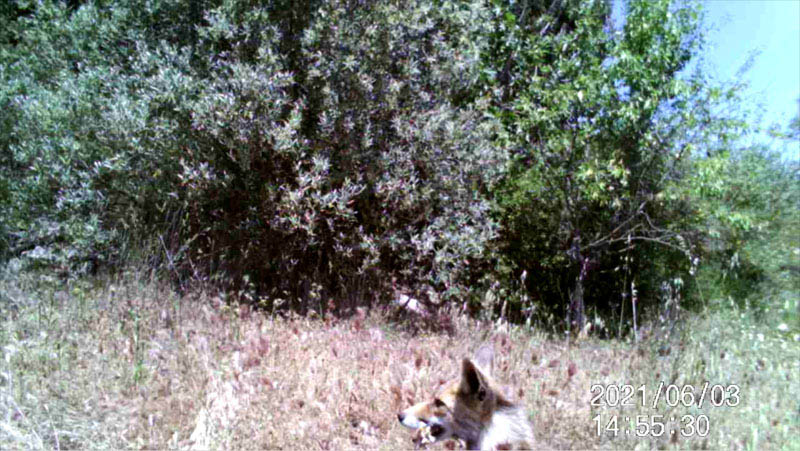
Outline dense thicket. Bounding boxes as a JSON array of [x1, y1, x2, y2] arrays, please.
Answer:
[[1, 0, 796, 331]]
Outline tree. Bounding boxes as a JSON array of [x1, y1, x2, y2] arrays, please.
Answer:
[[486, 0, 728, 331]]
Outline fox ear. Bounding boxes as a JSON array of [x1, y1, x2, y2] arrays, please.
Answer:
[[461, 358, 488, 398]]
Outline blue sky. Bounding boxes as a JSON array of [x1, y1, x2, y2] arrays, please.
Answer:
[[612, 1, 799, 159], [701, 1, 799, 146]]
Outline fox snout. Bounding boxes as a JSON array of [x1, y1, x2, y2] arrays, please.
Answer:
[[398, 403, 456, 445], [397, 410, 425, 429], [398, 410, 452, 447]]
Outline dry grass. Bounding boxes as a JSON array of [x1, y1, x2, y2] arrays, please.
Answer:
[[1, 269, 798, 449]]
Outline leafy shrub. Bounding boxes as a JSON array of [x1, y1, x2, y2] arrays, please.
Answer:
[[683, 147, 800, 312], [173, 0, 504, 311], [2, 0, 794, 327]]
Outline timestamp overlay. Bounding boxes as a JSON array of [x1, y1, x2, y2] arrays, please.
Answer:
[[590, 382, 741, 440]]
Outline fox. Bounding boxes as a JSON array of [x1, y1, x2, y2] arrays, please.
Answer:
[[397, 346, 534, 450]]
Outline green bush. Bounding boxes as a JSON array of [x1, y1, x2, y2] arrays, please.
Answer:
[[1, 0, 505, 310], [173, 0, 505, 311], [1, 0, 795, 326], [685, 147, 800, 312]]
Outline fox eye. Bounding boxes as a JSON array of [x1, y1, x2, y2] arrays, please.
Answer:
[[434, 398, 446, 408], [430, 423, 445, 437]]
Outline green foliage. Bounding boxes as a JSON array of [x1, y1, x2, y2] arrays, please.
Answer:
[[2, 1, 128, 269], [177, 0, 504, 309], [486, 0, 714, 328], [1, 0, 795, 324], [1, 0, 504, 308], [680, 147, 799, 310]]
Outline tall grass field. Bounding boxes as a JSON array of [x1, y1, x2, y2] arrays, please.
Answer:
[[1, 268, 797, 450]]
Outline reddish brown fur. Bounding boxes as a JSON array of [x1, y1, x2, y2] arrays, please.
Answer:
[[399, 348, 534, 450]]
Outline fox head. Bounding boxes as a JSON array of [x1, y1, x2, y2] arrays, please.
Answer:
[[397, 347, 499, 446], [397, 372, 459, 444]]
